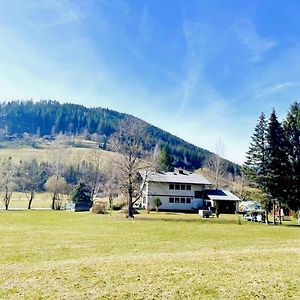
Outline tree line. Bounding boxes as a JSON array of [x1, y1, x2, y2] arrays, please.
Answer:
[[0, 120, 176, 215], [0, 100, 240, 174], [244, 102, 300, 224]]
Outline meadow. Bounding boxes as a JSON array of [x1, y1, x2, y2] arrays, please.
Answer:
[[0, 144, 114, 163], [0, 211, 299, 299]]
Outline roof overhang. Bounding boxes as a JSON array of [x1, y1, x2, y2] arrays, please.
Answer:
[[205, 189, 241, 202], [140, 171, 211, 185]]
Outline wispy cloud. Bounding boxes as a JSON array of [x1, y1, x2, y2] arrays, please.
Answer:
[[180, 21, 208, 114], [233, 18, 277, 62], [27, 0, 84, 28], [255, 82, 299, 99], [138, 5, 152, 45]]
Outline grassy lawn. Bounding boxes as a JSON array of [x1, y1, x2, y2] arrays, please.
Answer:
[[2, 192, 55, 209], [1, 193, 126, 210], [0, 211, 299, 300], [0, 144, 116, 163]]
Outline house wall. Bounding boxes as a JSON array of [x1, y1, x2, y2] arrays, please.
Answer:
[[142, 181, 206, 211]]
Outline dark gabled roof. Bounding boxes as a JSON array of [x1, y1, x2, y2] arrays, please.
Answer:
[[140, 170, 211, 185], [204, 189, 241, 201]]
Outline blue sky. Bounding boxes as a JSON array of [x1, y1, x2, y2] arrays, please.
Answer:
[[0, 0, 299, 163]]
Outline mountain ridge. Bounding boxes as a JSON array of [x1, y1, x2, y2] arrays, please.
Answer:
[[0, 100, 240, 175]]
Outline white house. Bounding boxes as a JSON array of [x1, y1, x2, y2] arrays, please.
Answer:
[[140, 169, 240, 213], [140, 169, 210, 211]]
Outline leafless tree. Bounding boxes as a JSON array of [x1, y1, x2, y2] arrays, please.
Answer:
[[45, 175, 68, 209], [205, 139, 228, 188], [103, 162, 122, 209], [48, 134, 69, 209], [80, 149, 105, 202], [110, 118, 155, 218], [19, 159, 45, 209], [0, 158, 15, 210]]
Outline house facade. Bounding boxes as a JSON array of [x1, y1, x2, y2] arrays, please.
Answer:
[[140, 169, 211, 211], [140, 169, 240, 213]]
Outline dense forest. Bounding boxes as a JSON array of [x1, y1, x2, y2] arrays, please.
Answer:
[[0, 100, 240, 174], [244, 102, 300, 223]]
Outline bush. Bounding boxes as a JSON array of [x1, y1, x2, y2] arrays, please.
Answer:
[[91, 201, 107, 214], [153, 197, 162, 213], [112, 200, 127, 211], [54, 200, 63, 210], [121, 206, 139, 215]]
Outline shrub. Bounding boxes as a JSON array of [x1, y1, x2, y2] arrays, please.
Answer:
[[91, 201, 107, 214], [153, 197, 162, 213], [112, 200, 127, 211], [121, 206, 139, 215], [54, 200, 63, 210]]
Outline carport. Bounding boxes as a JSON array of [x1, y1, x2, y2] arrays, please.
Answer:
[[204, 189, 241, 214]]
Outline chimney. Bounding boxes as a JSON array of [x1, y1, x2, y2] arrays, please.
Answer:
[[174, 168, 185, 175]]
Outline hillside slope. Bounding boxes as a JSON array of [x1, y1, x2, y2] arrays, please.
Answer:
[[0, 100, 240, 174]]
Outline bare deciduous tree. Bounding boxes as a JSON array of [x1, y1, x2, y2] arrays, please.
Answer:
[[110, 118, 154, 218], [88, 149, 105, 201], [48, 134, 69, 209], [205, 139, 228, 188], [0, 158, 15, 210], [45, 175, 68, 209], [19, 159, 46, 209], [103, 162, 122, 209]]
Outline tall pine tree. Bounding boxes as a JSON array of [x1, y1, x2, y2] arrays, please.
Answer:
[[283, 102, 300, 222], [243, 112, 271, 224], [265, 110, 290, 224]]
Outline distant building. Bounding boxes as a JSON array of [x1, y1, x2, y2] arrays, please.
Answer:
[[203, 189, 241, 214], [140, 169, 240, 213]]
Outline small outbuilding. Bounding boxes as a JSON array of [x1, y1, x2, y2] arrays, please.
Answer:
[[203, 189, 241, 214]]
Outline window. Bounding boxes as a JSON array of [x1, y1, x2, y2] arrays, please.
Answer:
[[186, 198, 191, 204], [175, 184, 180, 190], [169, 184, 174, 190], [180, 184, 186, 190], [169, 197, 174, 203], [186, 185, 191, 190], [180, 198, 185, 203], [175, 197, 179, 203]]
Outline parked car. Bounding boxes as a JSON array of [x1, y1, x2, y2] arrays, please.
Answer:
[[243, 212, 265, 222]]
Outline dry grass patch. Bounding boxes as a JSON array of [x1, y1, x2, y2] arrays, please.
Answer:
[[0, 211, 299, 299]]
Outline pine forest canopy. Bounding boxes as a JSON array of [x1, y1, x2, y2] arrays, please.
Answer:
[[243, 102, 300, 222], [0, 100, 240, 174]]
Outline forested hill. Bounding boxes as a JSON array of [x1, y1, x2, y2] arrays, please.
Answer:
[[0, 100, 240, 174]]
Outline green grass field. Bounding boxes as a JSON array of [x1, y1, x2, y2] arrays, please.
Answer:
[[0, 211, 299, 299], [0, 146, 115, 163]]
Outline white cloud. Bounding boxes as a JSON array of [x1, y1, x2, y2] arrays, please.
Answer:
[[139, 5, 152, 45], [42, 0, 84, 26], [255, 82, 299, 99], [233, 18, 277, 62]]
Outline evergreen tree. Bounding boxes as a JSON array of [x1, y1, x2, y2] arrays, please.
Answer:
[[283, 102, 300, 222], [153, 197, 162, 213], [71, 183, 91, 203], [265, 110, 290, 224], [243, 112, 271, 223], [157, 147, 172, 172]]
